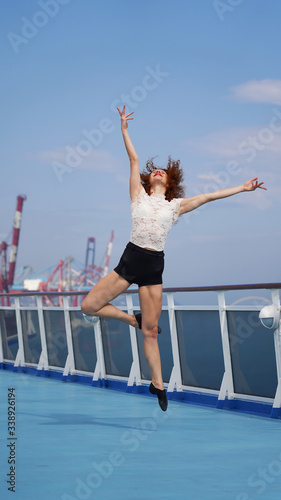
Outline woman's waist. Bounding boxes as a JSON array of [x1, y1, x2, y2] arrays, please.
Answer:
[[127, 241, 164, 256]]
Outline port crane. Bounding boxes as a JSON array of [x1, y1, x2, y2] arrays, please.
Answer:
[[0, 195, 114, 306], [0, 195, 26, 304]]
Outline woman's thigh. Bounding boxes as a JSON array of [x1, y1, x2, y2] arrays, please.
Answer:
[[82, 270, 130, 311], [138, 284, 163, 330]]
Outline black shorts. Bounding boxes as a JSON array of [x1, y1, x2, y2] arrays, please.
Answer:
[[114, 242, 164, 287]]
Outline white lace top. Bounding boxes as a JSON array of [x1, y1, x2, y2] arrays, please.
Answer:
[[129, 187, 183, 251]]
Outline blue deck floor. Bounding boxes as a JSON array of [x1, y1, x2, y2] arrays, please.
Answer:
[[1, 371, 281, 500]]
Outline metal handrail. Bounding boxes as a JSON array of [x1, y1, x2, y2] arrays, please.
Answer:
[[0, 282, 280, 298]]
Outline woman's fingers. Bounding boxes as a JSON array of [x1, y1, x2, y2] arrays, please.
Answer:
[[245, 177, 267, 190], [251, 178, 267, 190], [117, 106, 134, 120]]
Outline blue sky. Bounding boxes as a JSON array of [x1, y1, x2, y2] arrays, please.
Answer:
[[1, 0, 281, 288]]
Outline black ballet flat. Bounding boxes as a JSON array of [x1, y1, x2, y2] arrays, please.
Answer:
[[149, 382, 168, 411], [135, 313, 162, 334]]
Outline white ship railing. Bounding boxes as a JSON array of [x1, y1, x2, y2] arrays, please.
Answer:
[[0, 284, 280, 418]]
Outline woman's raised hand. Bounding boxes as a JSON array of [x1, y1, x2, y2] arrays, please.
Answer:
[[243, 177, 267, 191], [117, 105, 134, 131]]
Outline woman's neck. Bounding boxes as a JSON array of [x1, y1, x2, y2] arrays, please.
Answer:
[[150, 185, 166, 196]]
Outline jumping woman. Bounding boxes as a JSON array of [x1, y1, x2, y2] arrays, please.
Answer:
[[81, 105, 266, 411]]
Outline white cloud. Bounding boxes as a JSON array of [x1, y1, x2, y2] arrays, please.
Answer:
[[198, 174, 221, 181], [186, 124, 281, 160], [26, 148, 120, 173], [230, 189, 273, 210], [229, 79, 281, 105], [186, 127, 248, 158], [183, 129, 280, 210]]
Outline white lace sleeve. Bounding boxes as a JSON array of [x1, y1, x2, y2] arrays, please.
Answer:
[[170, 198, 183, 224]]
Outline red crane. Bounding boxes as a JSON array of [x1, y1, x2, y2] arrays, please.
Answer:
[[103, 230, 114, 278], [39, 259, 64, 306], [0, 241, 8, 294], [0, 195, 26, 305], [8, 195, 27, 287]]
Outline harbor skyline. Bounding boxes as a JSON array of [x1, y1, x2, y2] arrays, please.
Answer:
[[1, 0, 281, 287]]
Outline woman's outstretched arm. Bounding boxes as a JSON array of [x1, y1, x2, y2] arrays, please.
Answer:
[[179, 177, 267, 215], [117, 105, 142, 201]]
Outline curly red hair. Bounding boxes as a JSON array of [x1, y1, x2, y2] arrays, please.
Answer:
[[140, 156, 185, 201]]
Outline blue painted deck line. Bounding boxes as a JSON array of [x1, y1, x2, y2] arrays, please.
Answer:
[[4, 362, 279, 419], [1, 371, 281, 500]]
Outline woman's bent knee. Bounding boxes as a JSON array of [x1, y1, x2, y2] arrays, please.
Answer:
[[142, 325, 159, 339], [81, 297, 98, 315]]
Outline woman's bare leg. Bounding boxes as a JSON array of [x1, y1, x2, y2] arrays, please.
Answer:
[[138, 284, 164, 390], [81, 270, 138, 327]]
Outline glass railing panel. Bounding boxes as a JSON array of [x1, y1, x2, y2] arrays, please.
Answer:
[[20, 310, 41, 364], [225, 289, 272, 307], [227, 310, 277, 398], [100, 318, 132, 377], [70, 311, 97, 372], [176, 310, 224, 390], [0, 310, 18, 361], [43, 310, 67, 368]]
